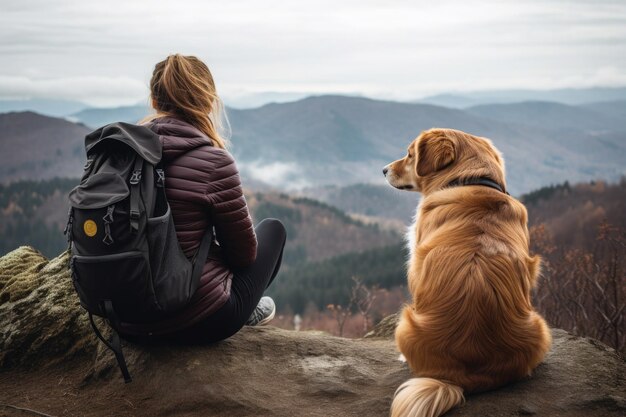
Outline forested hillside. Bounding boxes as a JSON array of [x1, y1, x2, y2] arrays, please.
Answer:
[[0, 179, 76, 256], [299, 183, 418, 222], [246, 192, 399, 266], [522, 179, 626, 353], [272, 179, 626, 348], [0, 176, 623, 349], [267, 243, 407, 314], [0, 179, 399, 263], [523, 179, 626, 249]]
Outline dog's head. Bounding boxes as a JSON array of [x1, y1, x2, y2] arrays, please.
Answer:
[[383, 128, 506, 195]]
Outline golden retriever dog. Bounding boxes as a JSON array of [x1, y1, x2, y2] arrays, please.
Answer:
[[383, 128, 551, 417]]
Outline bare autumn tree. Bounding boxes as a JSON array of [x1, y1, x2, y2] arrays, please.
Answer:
[[350, 276, 378, 334], [592, 222, 625, 351], [326, 303, 351, 337], [327, 276, 379, 337], [531, 221, 625, 353]]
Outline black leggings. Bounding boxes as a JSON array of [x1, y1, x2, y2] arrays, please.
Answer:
[[178, 218, 286, 343]]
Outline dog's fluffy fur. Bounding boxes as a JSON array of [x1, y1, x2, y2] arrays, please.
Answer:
[[384, 128, 551, 417]]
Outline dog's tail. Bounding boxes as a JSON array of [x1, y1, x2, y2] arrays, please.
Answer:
[[390, 377, 464, 417]]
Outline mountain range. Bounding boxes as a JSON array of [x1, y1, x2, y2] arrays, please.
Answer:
[[417, 87, 626, 108], [0, 95, 624, 196], [3, 86, 625, 116], [465, 101, 625, 132], [298, 183, 418, 223], [0, 112, 90, 182], [0, 99, 89, 117], [225, 95, 625, 193]]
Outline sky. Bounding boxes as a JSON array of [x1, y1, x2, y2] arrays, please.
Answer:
[[1, 0, 626, 106]]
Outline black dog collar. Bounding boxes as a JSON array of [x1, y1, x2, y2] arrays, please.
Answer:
[[447, 177, 509, 195]]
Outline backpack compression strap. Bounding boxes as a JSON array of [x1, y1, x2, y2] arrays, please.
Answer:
[[89, 301, 132, 383], [129, 156, 144, 233]]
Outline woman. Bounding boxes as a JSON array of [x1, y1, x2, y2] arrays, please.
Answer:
[[120, 54, 286, 342]]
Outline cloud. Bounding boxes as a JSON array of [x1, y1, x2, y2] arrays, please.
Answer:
[[0, 75, 149, 106], [556, 66, 626, 89], [241, 161, 310, 190], [0, 0, 625, 105]]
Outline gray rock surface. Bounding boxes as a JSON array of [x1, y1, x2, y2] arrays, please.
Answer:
[[1, 246, 624, 416]]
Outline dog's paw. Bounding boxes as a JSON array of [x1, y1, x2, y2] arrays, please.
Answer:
[[397, 353, 407, 363]]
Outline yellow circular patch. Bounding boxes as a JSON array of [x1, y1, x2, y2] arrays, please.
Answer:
[[83, 220, 98, 237]]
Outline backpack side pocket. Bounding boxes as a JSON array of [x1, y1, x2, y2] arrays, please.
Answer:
[[146, 204, 193, 312]]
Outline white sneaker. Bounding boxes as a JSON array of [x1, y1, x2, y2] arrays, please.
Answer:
[[245, 296, 276, 326]]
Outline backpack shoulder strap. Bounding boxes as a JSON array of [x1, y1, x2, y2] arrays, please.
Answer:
[[88, 302, 132, 383]]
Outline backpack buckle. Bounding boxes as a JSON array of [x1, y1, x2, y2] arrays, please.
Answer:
[[156, 169, 165, 187], [130, 170, 142, 185], [103, 223, 114, 245], [130, 210, 140, 220], [102, 205, 115, 224]]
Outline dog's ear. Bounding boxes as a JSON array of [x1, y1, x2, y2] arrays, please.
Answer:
[[416, 130, 456, 176]]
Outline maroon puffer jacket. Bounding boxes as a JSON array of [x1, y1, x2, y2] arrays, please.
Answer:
[[120, 116, 257, 336]]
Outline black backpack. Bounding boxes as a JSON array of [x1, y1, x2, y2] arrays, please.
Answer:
[[65, 122, 212, 382]]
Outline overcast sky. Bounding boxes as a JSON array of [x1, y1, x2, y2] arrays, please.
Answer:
[[1, 0, 625, 106]]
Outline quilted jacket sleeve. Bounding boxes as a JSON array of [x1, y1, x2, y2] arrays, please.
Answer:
[[204, 148, 257, 270]]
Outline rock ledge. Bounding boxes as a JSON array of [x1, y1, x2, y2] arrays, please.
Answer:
[[1, 247, 624, 417]]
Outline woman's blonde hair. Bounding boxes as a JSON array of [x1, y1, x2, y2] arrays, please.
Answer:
[[143, 54, 229, 149]]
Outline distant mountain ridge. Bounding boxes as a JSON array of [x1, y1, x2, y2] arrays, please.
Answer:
[[417, 87, 626, 108], [0, 99, 89, 117], [299, 183, 418, 222], [581, 100, 626, 122], [1, 95, 625, 195], [3, 86, 625, 116], [0, 111, 90, 182], [465, 101, 625, 132], [226, 95, 625, 193], [69, 104, 151, 128]]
